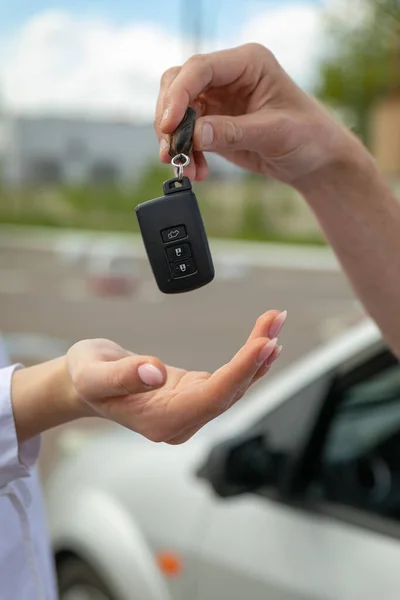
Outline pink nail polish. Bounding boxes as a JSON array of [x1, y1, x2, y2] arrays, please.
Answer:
[[257, 338, 278, 364], [269, 311, 287, 339], [138, 364, 164, 387], [265, 345, 283, 367]]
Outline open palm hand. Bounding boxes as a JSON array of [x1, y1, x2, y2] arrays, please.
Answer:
[[66, 310, 285, 444]]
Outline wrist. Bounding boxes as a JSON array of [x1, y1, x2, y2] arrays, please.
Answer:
[[12, 356, 90, 443], [57, 355, 94, 420], [294, 127, 378, 201]]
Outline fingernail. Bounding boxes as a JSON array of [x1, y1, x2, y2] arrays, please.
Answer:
[[265, 345, 283, 367], [201, 122, 214, 149], [269, 311, 287, 339], [159, 138, 169, 154], [161, 108, 169, 124], [257, 338, 278, 365], [138, 363, 164, 387]]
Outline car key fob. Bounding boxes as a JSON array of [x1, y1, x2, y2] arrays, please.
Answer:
[[135, 176, 215, 294]]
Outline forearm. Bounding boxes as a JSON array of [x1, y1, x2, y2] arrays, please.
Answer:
[[297, 140, 400, 356], [12, 357, 86, 443]]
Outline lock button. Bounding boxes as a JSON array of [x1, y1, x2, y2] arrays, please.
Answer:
[[170, 258, 196, 278], [167, 243, 191, 262], [161, 225, 187, 243]]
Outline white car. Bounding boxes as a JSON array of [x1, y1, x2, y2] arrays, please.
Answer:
[[46, 319, 400, 600]]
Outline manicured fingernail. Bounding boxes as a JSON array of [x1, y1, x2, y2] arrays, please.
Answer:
[[269, 311, 287, 339], [257, 338, 278, 364], [265, 345, 283, 367], [201, 122, 214, 148], [161, 108, 169, 124], [159, 138, 169, 154], [138, 363, 164, 387]]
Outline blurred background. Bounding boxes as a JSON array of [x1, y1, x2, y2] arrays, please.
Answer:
[[0, 0, 400, 596], [1, 0, 398, 472]]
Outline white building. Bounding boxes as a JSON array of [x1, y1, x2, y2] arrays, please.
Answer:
[[0, 115, 241, 186]]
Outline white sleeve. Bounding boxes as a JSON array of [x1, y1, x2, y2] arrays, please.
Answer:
[[0, 366, 41, 489]]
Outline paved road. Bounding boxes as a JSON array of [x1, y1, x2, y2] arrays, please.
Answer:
[[0, 240, 364, 479]]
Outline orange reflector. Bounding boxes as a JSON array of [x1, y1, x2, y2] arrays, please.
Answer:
[[156, 551, 183, 578]]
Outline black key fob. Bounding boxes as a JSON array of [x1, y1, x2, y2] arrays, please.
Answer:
[[135, 176, 215, 294]]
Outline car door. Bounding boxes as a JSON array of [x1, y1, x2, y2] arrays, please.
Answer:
[[195, 346, 400, 600]]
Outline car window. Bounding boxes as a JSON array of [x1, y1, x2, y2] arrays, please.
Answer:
[[310, 353, 400, 520], [324, 365, 400, 463]]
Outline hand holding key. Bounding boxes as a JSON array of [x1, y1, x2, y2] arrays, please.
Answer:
[[136, 107, 214, 294], [155, 43, 357, 188]]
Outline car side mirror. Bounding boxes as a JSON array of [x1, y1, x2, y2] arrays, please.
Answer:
[[197, 433, 283, 498]]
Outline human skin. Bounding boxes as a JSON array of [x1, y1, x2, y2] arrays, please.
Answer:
[[12, 310, 285, 444], [155, 43, 400, 358]]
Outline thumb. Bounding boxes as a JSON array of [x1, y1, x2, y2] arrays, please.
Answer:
[[76, 355, 167, 400], [193, 114, 267, 154]]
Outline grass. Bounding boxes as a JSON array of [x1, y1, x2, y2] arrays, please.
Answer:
[[0, 162, 334, 245]]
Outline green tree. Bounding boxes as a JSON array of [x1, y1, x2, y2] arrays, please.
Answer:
[[317, 0, 400, 144]]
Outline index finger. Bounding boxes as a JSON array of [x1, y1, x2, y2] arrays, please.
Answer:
[[161, 44, 264, 134], [170, 335, 273, 428], [154, 66, 181, 141]]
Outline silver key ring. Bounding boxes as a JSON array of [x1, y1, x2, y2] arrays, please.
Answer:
[[171, 153, 190, 182]]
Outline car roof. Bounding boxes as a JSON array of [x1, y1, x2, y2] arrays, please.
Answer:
[[201, 319, 383, 442]]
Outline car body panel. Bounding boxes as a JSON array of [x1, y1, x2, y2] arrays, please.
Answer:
[[195, 484, 400, 600], [47, 433, 212, 600], [49, 484, 170, 600]]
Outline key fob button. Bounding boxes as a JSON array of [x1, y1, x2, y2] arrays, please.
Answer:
[[171, 258, 196, 278], [136, 176, 214, 293], [161, 225, 187, 243], [167, 243, 191, 262]]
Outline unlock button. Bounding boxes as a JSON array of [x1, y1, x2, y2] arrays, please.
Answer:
[[171, 258, 196, 278], [167, 243, 191, 262]]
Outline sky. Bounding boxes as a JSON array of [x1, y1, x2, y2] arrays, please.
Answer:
[[0, 0, 330, 121]]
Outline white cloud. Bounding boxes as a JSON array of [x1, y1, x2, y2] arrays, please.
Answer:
[[0, 12, 188, 120], [238, 3, 323, 88], [0, 3, 327, 121]]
